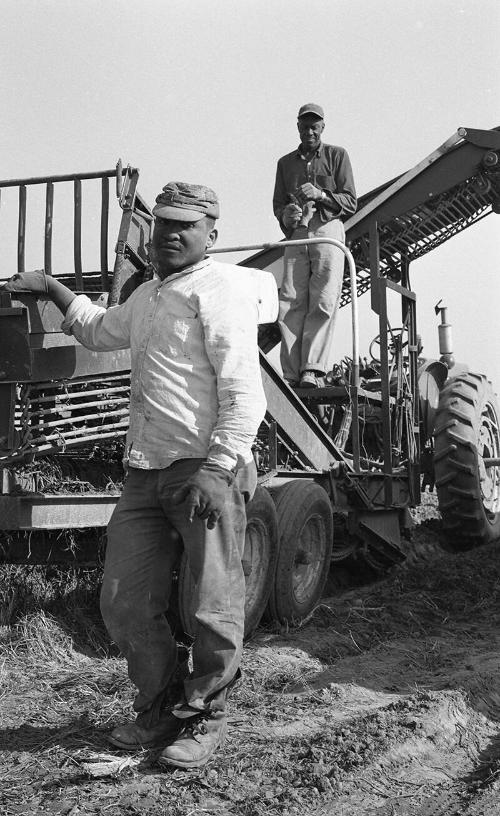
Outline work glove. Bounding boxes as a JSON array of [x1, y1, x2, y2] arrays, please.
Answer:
[[170, 463, 235, 529], [297, 182, 324, 203], [281, 202, 302, 230], [2, 269, 49, 294]]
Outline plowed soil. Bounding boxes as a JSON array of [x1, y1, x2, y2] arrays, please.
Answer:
[[1, 491, 500, 816]]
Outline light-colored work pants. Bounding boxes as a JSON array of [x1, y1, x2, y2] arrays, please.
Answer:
[[279, 216, 345, 382], [101, 458, 255, 717]]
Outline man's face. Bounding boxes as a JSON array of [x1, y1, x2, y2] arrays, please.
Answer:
[[297, 115, 325, 152], [151, 215, 217, 278]]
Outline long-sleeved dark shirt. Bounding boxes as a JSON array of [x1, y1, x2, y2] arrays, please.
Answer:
[[273, 142, 357, 235]]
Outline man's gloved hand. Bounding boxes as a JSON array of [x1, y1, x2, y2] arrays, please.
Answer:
[[297, 182, 324, 203], [281, 202, 302, 230], [171, 463, 235, 529], [2, 269, 49, 294]]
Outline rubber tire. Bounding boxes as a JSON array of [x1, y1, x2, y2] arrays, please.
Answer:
[[178, 485, 279, 640], [267, 480, 333, 624], [433, 371, 500, 549]]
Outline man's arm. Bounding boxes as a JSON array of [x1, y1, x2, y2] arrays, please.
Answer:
[[272, 159, 302, 236], [272, 159, 287, 226], [200, 273, 278, 472], [322, 147, 357, 217], [3, 270, 76, 313], [3, 269, 132, 351]]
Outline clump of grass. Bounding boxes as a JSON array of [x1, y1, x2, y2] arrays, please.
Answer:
[[0, 562, 111, 657]]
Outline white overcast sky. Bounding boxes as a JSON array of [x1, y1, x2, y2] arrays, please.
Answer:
[[1, 0, 499, 385]]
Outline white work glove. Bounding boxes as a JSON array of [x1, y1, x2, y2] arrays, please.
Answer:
[[2, 269, 49, 293], [297, 182, 324, 203], [281, 202, 302, 229]]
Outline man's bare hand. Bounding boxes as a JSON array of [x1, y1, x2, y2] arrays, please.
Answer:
[[297, 183, 323, 203], [2, 269, 48, 294], [282, 203, 302, 229], [299, 200, 316, 227]]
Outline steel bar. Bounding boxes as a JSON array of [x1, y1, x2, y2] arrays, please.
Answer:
[[30, 397, 129, 418], [0, 493, 120, 530], [44, 182, 54, 275], [73, 179, 83, 288], [38, 420, 128, 442], [483, 458, 500, 467], [29, 372, 129, 391], [17, 185, 26, 275], [100, 176, 109, 289], [28, 384, 129, 405], [30, 407, 129, 431], [0, 167, 128, 189], [0, 428, 128, 465]]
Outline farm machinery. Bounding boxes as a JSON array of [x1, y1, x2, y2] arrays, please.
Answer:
[[1, 127, 499, 634]]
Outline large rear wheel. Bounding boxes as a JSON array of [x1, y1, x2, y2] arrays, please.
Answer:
[[267, 480, 333, 624], [433, 372, 500, 549], [178, 485, 279, 639]]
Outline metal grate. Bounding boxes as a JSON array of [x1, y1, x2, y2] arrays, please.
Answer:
[[3, 372, 131, 464], [341, 174, 495, 308]]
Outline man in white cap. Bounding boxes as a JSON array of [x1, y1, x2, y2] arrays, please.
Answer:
[[3, 181, 278, 768], [273, 104, 357, 388]]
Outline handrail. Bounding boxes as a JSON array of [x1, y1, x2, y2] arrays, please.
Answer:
[[209, 237, 359, 389], [209, 237, 361, 471], [0, 166, 131, 189]]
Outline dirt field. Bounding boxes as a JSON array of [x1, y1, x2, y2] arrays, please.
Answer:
[[1, 491, 500, 816]]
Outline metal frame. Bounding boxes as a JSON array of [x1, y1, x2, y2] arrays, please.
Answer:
[[0, 164, 131, 286]]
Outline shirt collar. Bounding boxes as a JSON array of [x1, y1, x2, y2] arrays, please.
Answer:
[[158, 256, 212, 286], [296, 142, 323, 159]]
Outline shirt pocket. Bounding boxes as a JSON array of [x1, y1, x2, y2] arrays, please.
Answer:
[[316, 173, 336, 193], [155, 310, 201, 359]]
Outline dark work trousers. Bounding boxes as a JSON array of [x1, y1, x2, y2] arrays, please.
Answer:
[[101, 457, 256, 717]]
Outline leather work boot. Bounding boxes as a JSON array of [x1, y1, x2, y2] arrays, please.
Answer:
[[158, 710, 228, 769], [300, 370, 324, 388], [108, 709, 185, 750]]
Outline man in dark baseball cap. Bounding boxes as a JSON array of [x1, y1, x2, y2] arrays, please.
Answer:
[[296, 102, 324, 119], [273, 104, 357, 388]]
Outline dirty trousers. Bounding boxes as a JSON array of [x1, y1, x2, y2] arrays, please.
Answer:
[[101, 458, 253, 714], [279, 216, 345, 381]]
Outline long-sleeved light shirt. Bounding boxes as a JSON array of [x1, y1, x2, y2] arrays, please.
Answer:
[[62, 257, 278, 472], [273, 142, 357, 236]]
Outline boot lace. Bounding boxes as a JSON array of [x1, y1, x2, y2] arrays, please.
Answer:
[[185, 711, 212, 741]]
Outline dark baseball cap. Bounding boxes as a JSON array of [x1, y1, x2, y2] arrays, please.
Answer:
[[297, 103, 324, 119], [153, 182, 220, 222]]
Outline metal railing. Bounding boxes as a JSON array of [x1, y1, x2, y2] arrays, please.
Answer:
[[209, 237, 361, 471], [0, 162, 133, 291]]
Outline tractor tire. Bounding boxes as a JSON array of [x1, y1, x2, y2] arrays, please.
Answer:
[[433, 372, 500, 549], [178, 485, 279, 640], [267, 480, 333, 624]]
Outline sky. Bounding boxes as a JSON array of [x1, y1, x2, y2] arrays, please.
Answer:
[[1, 0, 499, 386]]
